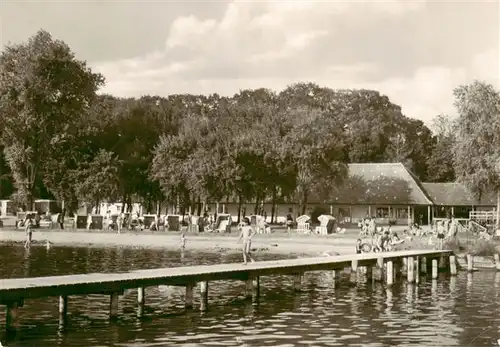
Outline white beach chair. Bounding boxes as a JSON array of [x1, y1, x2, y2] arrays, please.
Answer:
[[296, 215, 311, 234]]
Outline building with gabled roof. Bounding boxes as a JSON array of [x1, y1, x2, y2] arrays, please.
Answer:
[[422, 182, 496, 219]]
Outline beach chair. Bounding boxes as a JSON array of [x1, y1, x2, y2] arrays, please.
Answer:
[[315, 215, 336, 235], [296, 215, 311, 234], [214, 213, 232, 233], [249, 215, 267, 234], [166, 214, 181, 232]]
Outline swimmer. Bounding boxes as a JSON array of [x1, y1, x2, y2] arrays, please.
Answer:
[[238, 219, 256, 265]]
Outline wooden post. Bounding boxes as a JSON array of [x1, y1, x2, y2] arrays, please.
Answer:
[[109, 292, 119, 320], [245, 277, 254, 298], [365, 266, 373, 280], [185, 283, 194, 309], [332, 270, 337, 281], [467, 254, 474, 272], [351, 260, 358, 272], [59, 295, 68, 326], [386, 261, 394, 286], [407, 257, 415, 283], [293, 272, 303, 292], [427, 205, 431, 225], [252, 276, 260, 298], [137, 287, 145, 316], [431, 279, 438, 294], [200, 281, 208, 311], [137, 287, 145, 306], [414, 257, 420, 284], [6, 301, 21, 333], [375, 257, 384, 281], [449, 255, 457, 275], [432, 259, 438, 279], [494, 254, 500, 271], [420, 257, 427, 274], [450, 275, 457, 292], [402, 258, 408, 276]]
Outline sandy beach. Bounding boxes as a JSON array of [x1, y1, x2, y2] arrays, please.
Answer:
[[0, 229, 360, 256]]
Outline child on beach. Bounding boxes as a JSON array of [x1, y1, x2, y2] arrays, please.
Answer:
[[238, 219, 256, 265], [355, 239, 362, 254]]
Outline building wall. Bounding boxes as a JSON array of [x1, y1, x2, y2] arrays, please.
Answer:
[[206, 203, 296, 223], [204, 202, 417, 225]]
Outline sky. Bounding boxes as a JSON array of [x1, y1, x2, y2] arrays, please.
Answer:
[[1, 0, 499, 126]]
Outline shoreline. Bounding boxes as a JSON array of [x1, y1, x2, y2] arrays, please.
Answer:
[[0, 230, 357, 256]]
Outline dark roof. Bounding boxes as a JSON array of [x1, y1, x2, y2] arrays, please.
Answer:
[[421, 182, 496, 206], [309, 163, 433, 205]]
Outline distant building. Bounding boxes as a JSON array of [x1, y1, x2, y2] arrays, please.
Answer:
[[422, 182, 496, 219], [211, 163, 435, 226]]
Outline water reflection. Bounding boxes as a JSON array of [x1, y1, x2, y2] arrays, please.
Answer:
[[450, 276, 457, 293], [0, 245, 499, 347]]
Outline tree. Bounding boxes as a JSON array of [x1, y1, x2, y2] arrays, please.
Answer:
[[426, 114, 456, 182], [0, 30, 104, 209], [452, 81, 500, 228], [281, 106, 349, 214], [73, 150, 121, 212]]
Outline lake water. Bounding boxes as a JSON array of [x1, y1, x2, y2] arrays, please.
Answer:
[[0, 244, 499, 347]]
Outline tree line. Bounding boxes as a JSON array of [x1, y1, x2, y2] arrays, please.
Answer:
[[0, 30, 497, 217]]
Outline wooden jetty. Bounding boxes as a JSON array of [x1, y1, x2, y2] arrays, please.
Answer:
[[0, 249, 453, 333]]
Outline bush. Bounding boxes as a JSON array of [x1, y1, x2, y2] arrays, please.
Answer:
[[446, 238, 500, 256], [443, 238, 466, 253], [468, 240, 499, 256]]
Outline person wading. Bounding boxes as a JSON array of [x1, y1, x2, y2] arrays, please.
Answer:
[[238, 218, 256, 265], [24, 215, 33, 248]]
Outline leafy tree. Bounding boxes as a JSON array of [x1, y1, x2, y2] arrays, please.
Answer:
[[73, 150, 121, 212], [452, 81, 500, 228], [0, 30, 104, 209], [281, 107, 349, 214], [426, 114, 456, 182]]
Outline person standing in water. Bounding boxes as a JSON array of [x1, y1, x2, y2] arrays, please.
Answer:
[[238, 219, 256, 264], [180, 232, 187, 250], [24, 215, 33, 248]]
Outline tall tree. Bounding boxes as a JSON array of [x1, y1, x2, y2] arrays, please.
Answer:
[[452, 81, 500, 228], [0, 30, 104, 209], [426, 114, 456, 182]]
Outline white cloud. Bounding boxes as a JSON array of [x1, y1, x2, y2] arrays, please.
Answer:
[[91, 0, 498, 126], [361, 49, 499, 124]]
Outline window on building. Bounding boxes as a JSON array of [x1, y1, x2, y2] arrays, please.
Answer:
[[396, 208, 408, 219], [376, 207, 389, 218]]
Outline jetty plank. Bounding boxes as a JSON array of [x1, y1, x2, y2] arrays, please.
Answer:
[[0, 250, 450, 302]]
